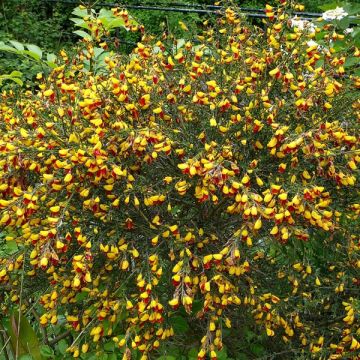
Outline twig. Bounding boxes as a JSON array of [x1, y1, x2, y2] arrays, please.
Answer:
[[49, 330, 71, 346], [68, 317, 96, 349]]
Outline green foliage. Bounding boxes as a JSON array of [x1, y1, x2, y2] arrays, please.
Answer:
[[0, 0, 73, 50], [2, 310, 43, 360], [0, 0, 71, 87], [0, 41, 57, 66], [0, 40, 58, 88], [0, 70, 23, 87]]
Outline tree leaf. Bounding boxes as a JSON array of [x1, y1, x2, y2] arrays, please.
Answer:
[[0, 41, 19, 53], [40, 345, 54, 358], [103, 341, 115, 352], [319, 3, 339, 11], [15, 311, 43, 360], [176, 38, 186, 50], [9, 71, 22, 78], [188, 348, 198, 360], [70, 18, 90, 30], [93, 47, 104, 58], [236, 353, 248, 360], [168, 316, 189, 334], [21, 50, 41, 61], [19, 355, 33, 360], [26, 44, 42, 60], [9, 40, 25, 51], [47, 53, 57, 63], [9, 77, 23, 86], [46, 53, 58, 68], [343, 4, 360, 15], [72, 6, 91, 18], [57, 339, 68, 355], [344, 56, 359, 68], [4, 311, 43, 360], [3, 240, 18, 254], [217, 347, 228, 360], [106, 18, 126, 30], [75, 291, 88, 303], [98, 8, 113, 18], [249, 343, 265, 357], [73, 30, 92, 40], [337, 17, 350, 30]]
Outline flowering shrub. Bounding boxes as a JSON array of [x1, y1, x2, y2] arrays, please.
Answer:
[[0, 2, 359, 359]]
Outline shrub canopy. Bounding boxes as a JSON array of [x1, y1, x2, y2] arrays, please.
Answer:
[[0, 2, 359, 359]]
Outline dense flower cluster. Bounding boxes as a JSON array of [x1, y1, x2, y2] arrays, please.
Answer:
[[0, 2, 359, 359]]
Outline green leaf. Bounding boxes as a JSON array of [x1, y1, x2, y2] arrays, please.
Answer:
[[106, 18, 126, 30], [70, 18, 90, 30], [351, 27, 360, 39], [9, 40, 24, 51], [103, 341, 115, 352], [188, 348, 198, 359], [217, 347, 228, 360], [332, 39, 346, 52], [344, 4, 360, 15], [10, 71, 22, 78], [46, 53, 58, 68], [72, 6, 91, 17], [94, 52, 109, 73], [98, 354, 108, 360], [47, 53, 57, 63], [40, 345, 54, 358], [129, 16, 138, 26], [157, 356, 176, 360], [97, 8, 134, 30], [236, 353, 248, 360], [344, 56, 359, 68], [73, 30, 92, 40], [102, 319, 111, 335], [170, 205, 181, 215], [21, 50, 40, 61], [4, 311, 43, 360], [337, 17, 350, 30], [319, 3, 339, 11], [98, 8, 114, 21], [249, 343, 265, 357], [75, 291, 88, 303], [93, 47, 104, 58], [244, 329, 256, 342], [10, 77, 23, 86], [176, 39, 186, 50], [0, 41, 19, 53], [19, 355, 33, 360], [84, 353, 98, 360], [0, 74, 22, 87], [168, 316, 189, 334], [57, 339, 68, 355], [3, 240, 18, 254], [192, 299, 203, 314], [26, 44, 42, 60]]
